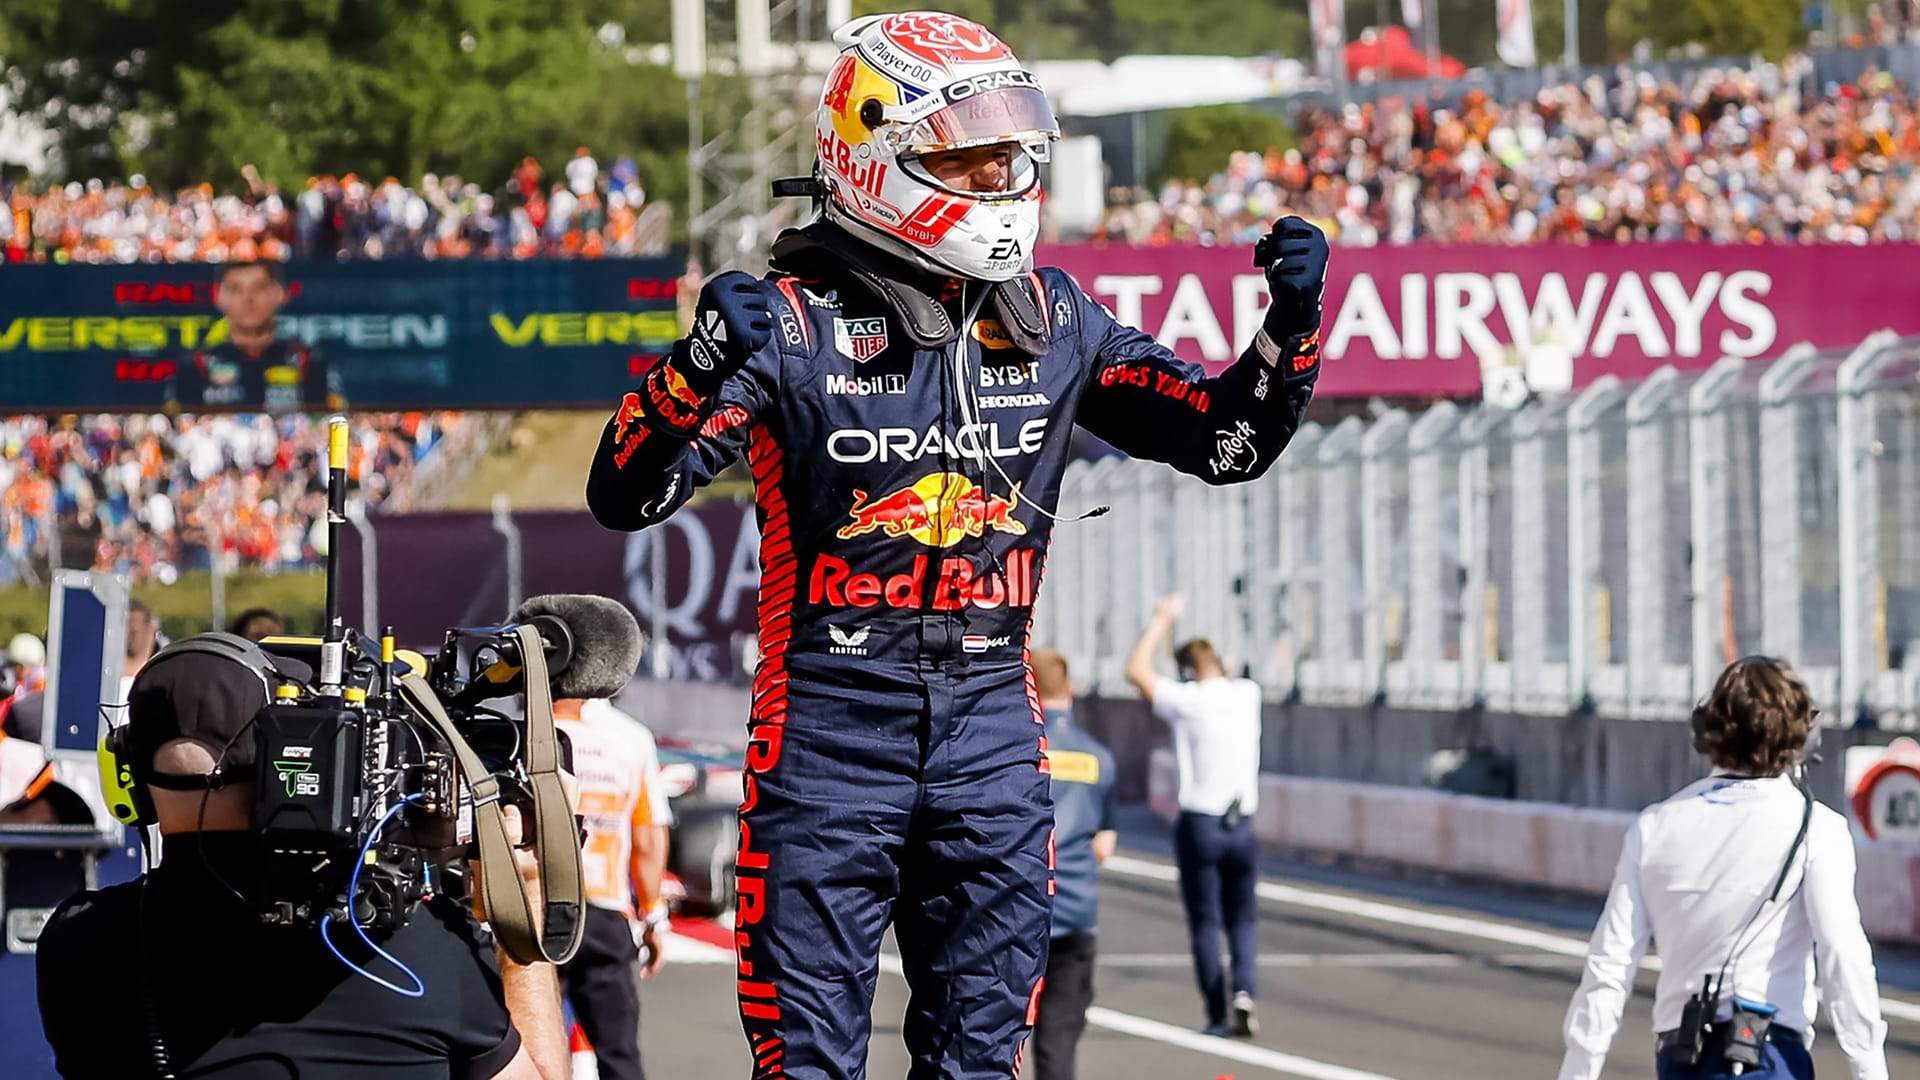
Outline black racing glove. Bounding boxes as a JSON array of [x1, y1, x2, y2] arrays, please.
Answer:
[[642, 271, 774, 436], [1252, 216, 1330, 377]]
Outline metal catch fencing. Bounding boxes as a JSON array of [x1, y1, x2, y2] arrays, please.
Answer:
[[1034, 331, 1920, 725]]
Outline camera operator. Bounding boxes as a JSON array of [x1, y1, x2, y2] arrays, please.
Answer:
[[34, 632, 570, 1079], [1559, 656, 1888, 1080]]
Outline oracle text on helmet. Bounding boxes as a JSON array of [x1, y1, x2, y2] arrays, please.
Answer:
[[827, 419, 1047, 464], [939, 69, 1040, 104], [1089, 269, 1778, 364]]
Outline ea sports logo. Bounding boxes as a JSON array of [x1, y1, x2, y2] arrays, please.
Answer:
[[878, 12, 1013, 66]]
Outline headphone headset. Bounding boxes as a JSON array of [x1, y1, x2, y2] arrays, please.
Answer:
[[98, 632, 288, 828]]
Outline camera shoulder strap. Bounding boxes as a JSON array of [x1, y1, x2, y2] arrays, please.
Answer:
[[513, 623, 586, 964], [396, 644, 584, 966]]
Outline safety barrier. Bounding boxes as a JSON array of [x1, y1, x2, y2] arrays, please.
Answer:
[[1147, 750, 1920, 942], [1038, 332, 1920, 726]]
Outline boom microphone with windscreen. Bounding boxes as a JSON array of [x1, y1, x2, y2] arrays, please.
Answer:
[[509, 594, 644, 700]]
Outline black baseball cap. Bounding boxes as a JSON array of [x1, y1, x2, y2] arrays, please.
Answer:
[[126, 634, 312, 774]]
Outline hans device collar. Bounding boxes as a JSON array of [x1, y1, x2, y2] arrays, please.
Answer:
[[769, 222, 1051, 355]]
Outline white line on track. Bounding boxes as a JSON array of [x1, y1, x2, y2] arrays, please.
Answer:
[[1098, 951, 1579, 969], [1085, 1007, 1402, 1080], [1104, 853, 1920, 1025], [672, 930, 1413, 1068], [872, 953, 1405, 1079]]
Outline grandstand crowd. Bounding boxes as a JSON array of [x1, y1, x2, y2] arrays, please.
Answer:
[[1090, 58, 1920, 246], [2, 147, 666, 263], [1, 413, 452, 588]]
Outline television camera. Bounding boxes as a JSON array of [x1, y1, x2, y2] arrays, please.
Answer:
[[98, 417, 585, 967]]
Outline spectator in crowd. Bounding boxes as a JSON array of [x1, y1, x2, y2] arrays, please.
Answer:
[[1559, 656, 1887, 1080], [1029, 648, 1118, 1080], [0, 633, 47, 791], [566, 147, 599, 197], [226, 607, 285, 642], [1, 411, 455, 588], [2, 145, 668, 264], [1127, 594, 1264, 1039], [5, 632, 46, 700], [121, 599, 160, 698], [1086, 60, 1920, 248], [0, 634, 47, 808]]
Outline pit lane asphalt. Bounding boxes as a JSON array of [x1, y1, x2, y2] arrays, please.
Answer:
[[635, 807, 1920, 1079]]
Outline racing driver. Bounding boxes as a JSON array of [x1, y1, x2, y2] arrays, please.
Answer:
[[586, 11, 1328, 1078]]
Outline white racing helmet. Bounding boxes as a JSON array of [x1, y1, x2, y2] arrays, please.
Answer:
[[814, 11, 1060, 282]]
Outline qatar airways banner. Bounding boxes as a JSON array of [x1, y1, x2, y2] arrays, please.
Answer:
[[1039, 244, 1920, 397]]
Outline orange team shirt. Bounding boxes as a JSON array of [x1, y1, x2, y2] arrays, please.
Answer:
[[553, 698, 674, 917]]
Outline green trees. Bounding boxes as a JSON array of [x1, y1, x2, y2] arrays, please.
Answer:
[[0, 0, 689, 194], [1155, 105, 1297, 186], [1604, 0, 1807, 59]]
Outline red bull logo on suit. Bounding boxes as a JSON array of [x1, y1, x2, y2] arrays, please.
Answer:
[[836, 472, 1026, 545]]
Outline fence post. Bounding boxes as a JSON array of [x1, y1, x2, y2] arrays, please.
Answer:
[[1312, 417, 1367, 702], [1084, 458, 1127, 690], [1277, 424, 1324, 700], [1623, 367, 1680, 716], [1836, 329, 1901, 723], [1361, 410, 1409, 704], [1055, 460, 1093, 684], [1756, 345, 1819, 667], [1456, 409, 1501, 708], [1567, 376, 1623, 711], [1509, 399, 1565, 712], [1247, 450, 1285, 690], [1405, 402, 1460, 707], [347, 504, 379, 636], [491, 494, 523, 615], [1687, 356, 1747, 699]]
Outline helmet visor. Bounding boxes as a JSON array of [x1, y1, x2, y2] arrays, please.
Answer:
[[888, 85, 1060, 155]]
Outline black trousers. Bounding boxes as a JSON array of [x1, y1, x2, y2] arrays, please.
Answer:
[[560, 904, 646, 1080], [1031, 931, 1097, 1080], [1174, 810, 1259, 1025]]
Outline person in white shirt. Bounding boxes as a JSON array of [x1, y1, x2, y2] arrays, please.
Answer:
[[1560, 656, 1887, 1080], [1127, 593, 1264, 1039]]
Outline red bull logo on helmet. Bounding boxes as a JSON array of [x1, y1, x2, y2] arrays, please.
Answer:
[[836, 472, 1026, 546], [875, 12, 1015, 68]]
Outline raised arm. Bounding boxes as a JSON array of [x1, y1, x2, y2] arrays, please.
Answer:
[[586, 272, 777, 532], [1074, 218, 1326, 484], [1126, 594, 1185, 702]]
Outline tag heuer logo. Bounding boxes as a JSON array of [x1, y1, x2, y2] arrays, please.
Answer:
[[833, 317, 888, 363]]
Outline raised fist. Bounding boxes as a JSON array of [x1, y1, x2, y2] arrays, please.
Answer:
[[683, 271, 774, 389], [1255, 217, 1329, 340]]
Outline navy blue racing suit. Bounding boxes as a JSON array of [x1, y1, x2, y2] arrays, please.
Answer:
[[587, 247, 1319, 1080]]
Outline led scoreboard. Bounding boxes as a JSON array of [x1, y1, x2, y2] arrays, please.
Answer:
[[0, 258, 686, 412]]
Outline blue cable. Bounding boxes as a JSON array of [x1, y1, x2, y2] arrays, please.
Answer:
[[319, 793, 428, 998]]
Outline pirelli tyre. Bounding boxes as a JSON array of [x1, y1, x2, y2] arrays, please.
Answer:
[[667, 800, 740, 917]]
